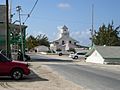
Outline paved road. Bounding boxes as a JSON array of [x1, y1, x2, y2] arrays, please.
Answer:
[[29, 53, 73, 62], [47, 64, 120, 90], [30, 53, 120, 90]]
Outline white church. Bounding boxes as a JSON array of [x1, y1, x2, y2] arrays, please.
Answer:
[[50, 25, 79, 52]]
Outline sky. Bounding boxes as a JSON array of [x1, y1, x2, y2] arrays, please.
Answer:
[[1, 0, 120, 46]]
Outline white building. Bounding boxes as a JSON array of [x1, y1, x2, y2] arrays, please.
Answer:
[[50, 25, 79, 52], [34, 45, 49, 52], [86, 46, 120, 64]]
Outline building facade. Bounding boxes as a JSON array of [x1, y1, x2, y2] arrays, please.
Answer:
[[0, 5, 27, 59], [0, 5, 6, 23], [0, 5, 7, 50], [86, 46, 120, 64], [50, 25, 79, 52]]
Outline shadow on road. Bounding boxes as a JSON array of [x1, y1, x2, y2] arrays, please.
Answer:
[[0, 70, 49, 82], [31, 58, 73, 62]]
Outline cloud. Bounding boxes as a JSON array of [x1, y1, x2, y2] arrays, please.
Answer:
[[71, 29, 91, 46], [57, 3, 71, 9]]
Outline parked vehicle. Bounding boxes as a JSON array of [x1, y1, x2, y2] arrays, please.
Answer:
[[57, 51, 74, 56], [0, 50, 31, 61], [17, 51, 31, 61], [0, 53, 30, 80], [71, 52, 87, 59], [24, 54, 31, 61], [68, 52, 75, 58]]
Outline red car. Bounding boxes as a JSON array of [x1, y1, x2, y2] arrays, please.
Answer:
[[0, 53, 30, 80]]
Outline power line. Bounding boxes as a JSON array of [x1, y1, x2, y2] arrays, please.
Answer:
[[23, 0, 39, 24], [27, 16, 93, 25]]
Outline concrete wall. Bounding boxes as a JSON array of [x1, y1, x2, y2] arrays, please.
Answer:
[[0, 23, 6, 50], [0, 5, 6, 23]]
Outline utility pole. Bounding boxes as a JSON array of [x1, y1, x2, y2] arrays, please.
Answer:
[[91, 4, 94, 46], [6, 0, 11, 58], [16, 6, 24, 61], [9, 0, 12, 23]]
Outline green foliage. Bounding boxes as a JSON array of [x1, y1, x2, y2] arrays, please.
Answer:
[[67, 48, 76, 53], [36, 34, 50, 47], [26, 34, 50, 50], [26, 35, 38, 50], [56, 48, 62, 51], [93, 21, 120, 46], [10, 33, 21, 44], [47, 50, 52, 53]]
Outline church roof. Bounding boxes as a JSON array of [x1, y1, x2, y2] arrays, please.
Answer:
[[69, 37, 79, 43], [51, 25, 79, 43], [86, 46, 120, 59], [62, 25, 68, 30], [52, 36, 79, 43]]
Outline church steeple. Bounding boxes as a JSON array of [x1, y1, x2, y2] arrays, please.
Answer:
[[62, 25, 68, 30], [60, 25, 69, 38]]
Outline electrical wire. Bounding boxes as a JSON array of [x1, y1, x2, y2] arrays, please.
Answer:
[[23, 0, 38, 24]]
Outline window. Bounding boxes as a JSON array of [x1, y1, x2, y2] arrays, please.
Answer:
[[64, 30, 66, 31], [69, 41, 71, 44], [74, 42, 76, 45], [55, 42, 59, 44], [0, 54, 10, 62], [62, 40, 65, 45], [77, 52, 87, 55]]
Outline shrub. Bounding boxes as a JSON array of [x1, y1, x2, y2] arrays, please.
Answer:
[[56, 48, 62, 51]]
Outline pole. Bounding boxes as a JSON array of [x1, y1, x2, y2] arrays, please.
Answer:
[[16, 6, 24, 61], [6, 0, 11, 58], [91, 4, 94, 46], [9, 0, 12, 23]]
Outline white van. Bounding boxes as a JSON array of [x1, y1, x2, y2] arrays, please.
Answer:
[[71, 52, 87, 59]]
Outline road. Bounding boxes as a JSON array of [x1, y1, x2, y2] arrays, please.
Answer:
[[30, 53, 73, 62], [30, 53, 120, 90], [47, 64, 120, 90]]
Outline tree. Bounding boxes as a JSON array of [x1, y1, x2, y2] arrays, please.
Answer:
[[67, 48, 76, 53], [26, 35, 38, 50], [93, 21, 120, 46], [36, 34, 50, 47], [26, 34, 50, 50]]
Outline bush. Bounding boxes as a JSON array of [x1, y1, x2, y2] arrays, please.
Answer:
[[68, 48, 76, 53], [56, 48, 62, 51]]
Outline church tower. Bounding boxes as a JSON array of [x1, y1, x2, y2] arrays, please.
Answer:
[[59, 25, 69, 38], [50, 25, 79, 52]]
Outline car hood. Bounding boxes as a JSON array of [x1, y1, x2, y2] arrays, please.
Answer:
[[12, 60, 27, 65]]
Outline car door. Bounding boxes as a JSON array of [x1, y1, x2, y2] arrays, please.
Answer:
[[0, 61, 7, 75], [0, 54, 11, 75]]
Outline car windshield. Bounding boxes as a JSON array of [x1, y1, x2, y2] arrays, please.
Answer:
[[0, 53, 11, 62], [77, 52, 87, 55]]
